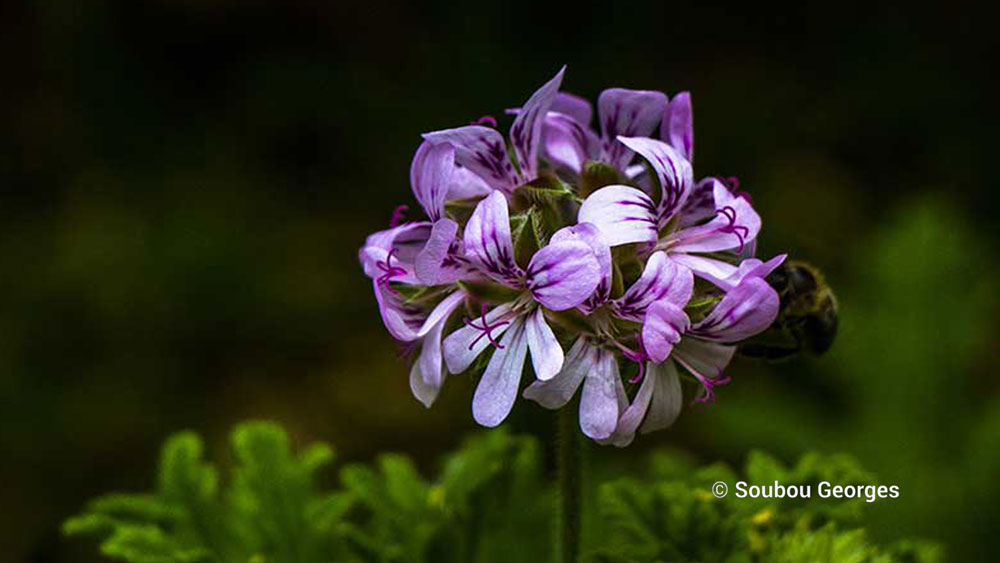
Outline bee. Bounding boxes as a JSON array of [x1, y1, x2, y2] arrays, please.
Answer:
[[738, 260, 838, 361]]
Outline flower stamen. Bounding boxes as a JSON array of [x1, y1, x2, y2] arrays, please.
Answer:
[[470, 115, 498, 127], [463, 303, 510, 350], [376, 248, 408, 288], [389, 204, 409, 228]]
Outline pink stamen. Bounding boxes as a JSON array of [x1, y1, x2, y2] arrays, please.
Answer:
[[695, 374, 732, 404], [714, 205, 750, 253], [463, 303, 510, 350], [389, 205, 409, 228], [376, 248, 408, 288], [723, 176, 740, 191], [621, 333, 650, 384], [469, 115, 498, 127]]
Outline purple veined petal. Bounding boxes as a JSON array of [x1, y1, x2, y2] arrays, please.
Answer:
[[639, 360, 683, 434], [667, 253, 739, 286], [597, 89, 669, 170], [692, 277, 779, 342], [551, 222, 612, 307], [525, 240, 601, 311], [410, 141, 454, 221], [510, 66, 565, 181], [372, 279, 424, 342], [359, 222, 432, 281], [605, 362, 656, 447], [668, 181, 761, 254], [463, 191, 522, 285], [613, 251, 693, 321], [446, 162, 492, 200], [672, 337, 736, 381], [410, 317, 448, 408], [472, 317, 529, 427], [642, 300, 691, 363], [579, 348, 622, 440], [415, 290, 466, 338], [676, 177, 718, 228], [700, 254, 787, 291], [442, 302, 516, 374], [542, 111, 601, 174], [663, 91, 693, 162], [415, 219, 470, 286], [523, 337, 594, 408], [524, 308, 564, 381], [423, 125, 518, 193], [577, 185, 658, 247], [552, 91, 593, 124], [616, 136, 693, 224]]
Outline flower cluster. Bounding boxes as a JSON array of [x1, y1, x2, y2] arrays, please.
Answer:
[[359, 67, 784, 446]]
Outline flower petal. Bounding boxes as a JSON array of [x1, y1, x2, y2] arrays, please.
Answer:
[[415, 219, 470, 285], [579, 349, 622, 440], [446, 162, 492, 200], [605, 363, 656, 447], [667, 253, 739, 285], [663, 91, 693, 161], [577, 185, 658, 247], [642, 301, 690, 363], [472, 317, 529, 427], [614, 251, 693, 321], [463, 191, 522, 284], [542, 111, 600, 174], [552, 91, 593, 124], [525, 240, 601, 311], [523, 337, 594, 408], [551, 222, 612, 309], [510, 66, 565, 180], [525, 308, 564, 381], [697, 254, 787, 291], [423, 125, 518, 193], [673, 337, 736, 380], [668, 181, 761, 254], [359, 222, 431, 283], [676, 177, 718, 228], [639, 361, 683, 434], [597, 89, 669, 170], [410, 141, 454, 221], [616, 136, 693, 223], [692, 277, 779, 342], [442, 302, 515, 374], [410, 318, 449, 407]]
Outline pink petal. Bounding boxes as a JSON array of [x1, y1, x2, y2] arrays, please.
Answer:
[[577, 185, 658, 247], [642, 301, 690, 363], [510, 66, 565, 180], [523, 337, 594, 408], [692, 277, 779, 342], [616, 136, 693, 223], [423, 125, 518, 193], [472, 317, 529, 427], [614, 251, 693, 321], [410, 141, 454, 221], [663, 91, 693, 161], [463, 191, 522, 284], [525, 240, 601, 311], [597, 89, 669, 170], [525, 308, 564, 381]]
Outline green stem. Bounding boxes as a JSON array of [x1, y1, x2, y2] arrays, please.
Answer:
[[556, 407, 583, 563]]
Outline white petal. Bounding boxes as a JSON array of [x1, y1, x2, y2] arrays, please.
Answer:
[[472, 318, 529, 427], [525, 308, 563, 380]]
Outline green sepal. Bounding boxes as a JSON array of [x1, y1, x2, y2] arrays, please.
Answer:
[[456, 280, 521, 305], [580, 160, 623, 199], [511, 210, 542, 269], [444, 196, 485, 225], [511, 174, 580, 239]]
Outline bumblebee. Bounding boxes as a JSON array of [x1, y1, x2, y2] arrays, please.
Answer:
[[739, 260, 838, 361]]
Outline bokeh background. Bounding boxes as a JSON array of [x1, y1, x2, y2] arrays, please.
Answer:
[[2, 1, 997, 561]]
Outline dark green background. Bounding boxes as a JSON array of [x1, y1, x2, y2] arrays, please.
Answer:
[[2, 1, 997, 561]]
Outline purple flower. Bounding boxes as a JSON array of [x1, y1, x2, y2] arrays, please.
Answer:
[[422, 68, 566, 195], [541, 88, 668, 174], [602, 265, 781, 446], [523, 250, 693, 440], [441, 191, 601, 427], [358, 67, 795, 442], [578, 136, 763, 283]]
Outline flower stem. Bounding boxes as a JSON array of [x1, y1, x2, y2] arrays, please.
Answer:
[[556, 407, 583, 563]]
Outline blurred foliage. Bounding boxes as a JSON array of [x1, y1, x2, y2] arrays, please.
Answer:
[[66, 422, 940, 563]]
